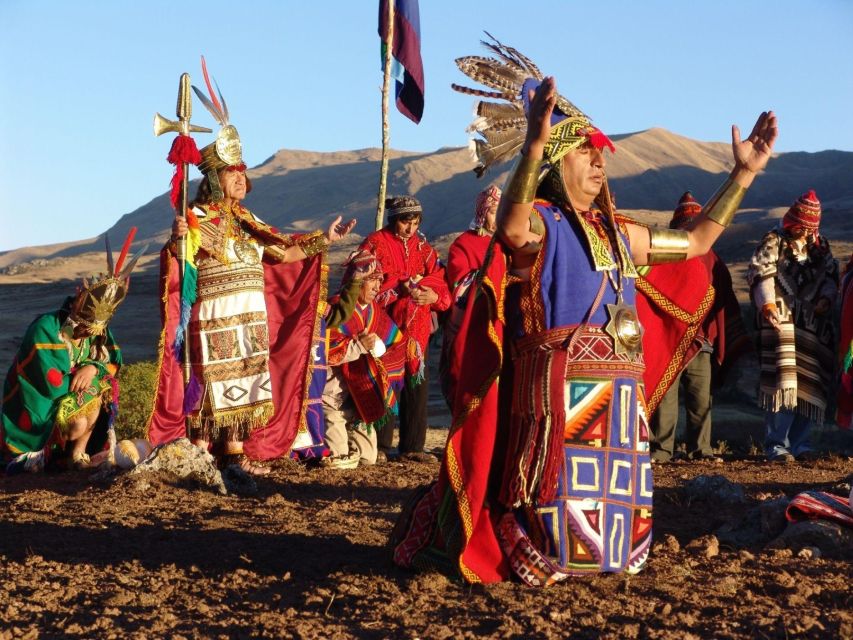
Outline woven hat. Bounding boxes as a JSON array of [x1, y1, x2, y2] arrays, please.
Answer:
[[385, 196, 423, 220], [783, 189, 821, 230]]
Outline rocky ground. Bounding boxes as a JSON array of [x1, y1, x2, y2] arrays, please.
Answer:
[[1, 430, 852, 640]]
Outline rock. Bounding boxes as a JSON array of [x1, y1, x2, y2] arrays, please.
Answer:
[[682, 474, 747, 505], [131, 438, 227, 495], [769, 520, 853, 559], [654, 534, 680, 554], [716, 496, 790, 549], [797, 546, 822, 559], [759, 497, 791, 536], [685, 534, 719, 558], [222, 464, 258, 496], [738, 550, 755, 563]]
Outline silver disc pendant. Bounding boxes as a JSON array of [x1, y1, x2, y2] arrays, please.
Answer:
[[603, 302, 643, 358]]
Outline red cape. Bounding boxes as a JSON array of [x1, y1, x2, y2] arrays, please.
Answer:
[[636, 257, 714, 415], [145, 247, 325, 460], [637, 250, 750, 415], [393, 240, 510, 583]]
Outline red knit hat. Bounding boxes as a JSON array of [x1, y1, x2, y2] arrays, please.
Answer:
[[783, 190, 821, 230], [670, 191, 702, 229]]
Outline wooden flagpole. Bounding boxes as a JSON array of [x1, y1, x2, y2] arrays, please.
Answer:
[[376, 0, 395, 231]]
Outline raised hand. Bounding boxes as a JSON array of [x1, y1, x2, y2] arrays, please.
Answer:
[[326, 215, 357, 243], [732, 111, 778, 175], [523, 76, 558, 157]]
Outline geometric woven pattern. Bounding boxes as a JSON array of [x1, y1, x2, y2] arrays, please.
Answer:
[[505, 373, 653, 577]]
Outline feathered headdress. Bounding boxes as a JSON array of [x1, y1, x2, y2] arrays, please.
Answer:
[[452, 33, 614, 177], [70, 228, 148, 336], [192, 57, 244, 199]]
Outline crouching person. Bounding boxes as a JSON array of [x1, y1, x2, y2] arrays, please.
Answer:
[[322, 250, 407, 469], [2, 233, 142, 473]]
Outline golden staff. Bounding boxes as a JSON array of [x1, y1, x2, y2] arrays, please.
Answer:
[[154, 74, 212, 385]]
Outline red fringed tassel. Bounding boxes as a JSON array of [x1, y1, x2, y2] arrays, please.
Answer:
[[167, 134, 202, 210], [586, 127, 616, 153]]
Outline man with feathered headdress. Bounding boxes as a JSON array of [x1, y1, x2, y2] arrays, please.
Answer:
[[2, 233, 143, 473], [146, 60, 355, 474], [392, 35, 777, 586], [747, 190, 837, 462]]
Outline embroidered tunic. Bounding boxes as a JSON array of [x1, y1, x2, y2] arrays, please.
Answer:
[[496, 203, 652, 584]]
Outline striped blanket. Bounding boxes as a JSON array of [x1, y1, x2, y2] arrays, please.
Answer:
[[747, 230, 838, 423]]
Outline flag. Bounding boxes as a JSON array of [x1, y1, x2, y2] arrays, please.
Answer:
[[379, 0, 424, 124]]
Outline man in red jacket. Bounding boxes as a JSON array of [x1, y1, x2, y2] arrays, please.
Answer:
[[360, 196, 451, 462]]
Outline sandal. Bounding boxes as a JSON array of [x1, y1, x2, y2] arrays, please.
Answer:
[[71, 452, 91, 470], [233, 454, 271, 476]]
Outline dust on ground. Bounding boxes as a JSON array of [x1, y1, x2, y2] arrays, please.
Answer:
[[1, 428, 852, 640]]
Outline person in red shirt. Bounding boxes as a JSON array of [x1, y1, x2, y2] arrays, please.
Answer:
[[440, 185, 501, 405], [359, 196, 451, 462]]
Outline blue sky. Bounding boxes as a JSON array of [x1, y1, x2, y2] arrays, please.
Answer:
[[1, 0, 851, 251]]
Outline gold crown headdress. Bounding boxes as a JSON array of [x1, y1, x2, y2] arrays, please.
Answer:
[[452, 33, 614, 178], [70, 229, 147, 336], [192, 57, 244, 201]]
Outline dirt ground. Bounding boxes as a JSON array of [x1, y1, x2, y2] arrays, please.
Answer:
[[1, 430, 852, 640]]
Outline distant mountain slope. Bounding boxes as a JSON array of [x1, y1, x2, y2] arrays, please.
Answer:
[[2, 128, 852, 272]]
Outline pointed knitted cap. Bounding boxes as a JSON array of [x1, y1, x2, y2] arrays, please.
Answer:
[[783, 189, 821, 230], [670, 191, 703, 229]]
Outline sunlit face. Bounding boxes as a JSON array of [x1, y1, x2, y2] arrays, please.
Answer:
[[483, 200, 498, 233], [392, 215, 421, 240], [219, 168, 247, 202], [561, 142, 607, 211], [358, 276, 382, 305]]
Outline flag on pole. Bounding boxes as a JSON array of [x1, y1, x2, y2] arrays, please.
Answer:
[[379, 0, 424, 124]]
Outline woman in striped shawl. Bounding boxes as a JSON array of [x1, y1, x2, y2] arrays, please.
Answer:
[[746, 190, 838, 462]]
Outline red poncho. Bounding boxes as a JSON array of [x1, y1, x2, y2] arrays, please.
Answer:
[[359, 228, 451, 375]]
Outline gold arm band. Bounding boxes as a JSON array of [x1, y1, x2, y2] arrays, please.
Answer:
[[703, 177, 747, 228], [297, 230, 328, 258], [503, 153, 543, 204], [647, 228, 690, 264]]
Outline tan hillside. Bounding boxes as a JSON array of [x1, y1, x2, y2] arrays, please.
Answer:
[[1, 127, 851, 282]]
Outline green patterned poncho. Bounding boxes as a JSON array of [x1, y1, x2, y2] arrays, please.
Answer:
[[2, 309, 121, 467]]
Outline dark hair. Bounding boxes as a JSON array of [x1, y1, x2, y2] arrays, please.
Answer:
[[192, 171, 253, 206]]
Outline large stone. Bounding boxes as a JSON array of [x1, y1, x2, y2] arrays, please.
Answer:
[[715, 497, 791, 549], [130, 438, 227, 495], [768, 520, 853, 559], [682, 474, 747, 505]]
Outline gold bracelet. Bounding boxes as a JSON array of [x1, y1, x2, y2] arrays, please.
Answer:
[[704, 177, 746, 228], [647, 228, 689, 264], [297, 230, 328, 257], [503, 153, 543, 204]]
